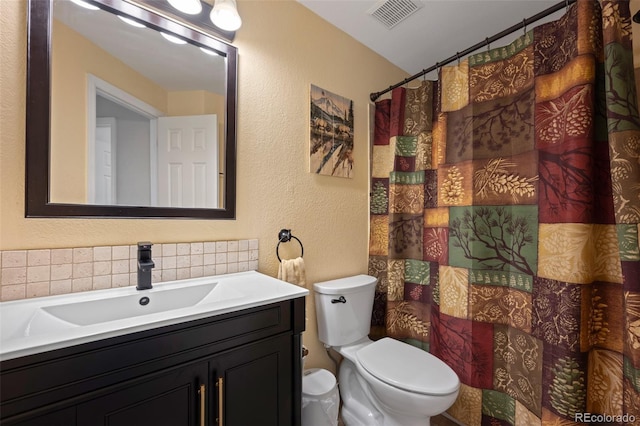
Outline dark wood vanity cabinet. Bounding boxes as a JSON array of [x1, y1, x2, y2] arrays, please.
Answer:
[[0, 298, 305, 426]]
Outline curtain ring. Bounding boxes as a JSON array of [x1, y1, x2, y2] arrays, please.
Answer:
[[523, 18, 527, 36], [565, 0, 569, 11], [456, 52, 460, 65], [486, 37, 490, 52]]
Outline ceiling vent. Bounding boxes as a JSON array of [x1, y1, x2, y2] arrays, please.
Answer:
[[367, 0, 423, 29]]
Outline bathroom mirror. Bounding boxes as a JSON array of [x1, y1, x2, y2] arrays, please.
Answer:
[[26, 0, 237, 218]]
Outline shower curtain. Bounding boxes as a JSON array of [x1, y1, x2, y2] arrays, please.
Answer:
[[368, 1, 640, 424]]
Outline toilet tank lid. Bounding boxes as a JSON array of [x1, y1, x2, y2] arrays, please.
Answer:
[[357, 338, 460, 396], [313, 275, 378, 295]]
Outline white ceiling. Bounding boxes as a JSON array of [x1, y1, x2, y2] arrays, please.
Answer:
[[297, 0, 570, 81], [54, 0, 227, 94]]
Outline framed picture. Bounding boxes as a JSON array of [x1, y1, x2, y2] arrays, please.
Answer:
[[309, 84, 354, 178]]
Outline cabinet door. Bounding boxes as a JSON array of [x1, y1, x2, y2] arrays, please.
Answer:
[[77, 361, 208, 426], [3, 407, 76, 426], [214, 335, 293, 426]]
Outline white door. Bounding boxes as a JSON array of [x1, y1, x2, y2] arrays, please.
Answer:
[[157, 115, 218, 208], [94, 117, 117, 204]]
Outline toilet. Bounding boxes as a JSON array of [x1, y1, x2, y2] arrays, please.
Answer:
[[314, 275, 460, 426]]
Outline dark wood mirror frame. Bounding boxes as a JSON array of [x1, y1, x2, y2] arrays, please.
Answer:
[[25, 0, 237, 219]]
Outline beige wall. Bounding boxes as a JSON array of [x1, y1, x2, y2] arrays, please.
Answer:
[[0, 0, 407, 371]]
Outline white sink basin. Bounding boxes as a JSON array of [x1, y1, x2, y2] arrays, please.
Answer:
[[0, 271, 308, 361], [41, 281, 241, 326]]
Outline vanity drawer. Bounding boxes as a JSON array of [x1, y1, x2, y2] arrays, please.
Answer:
[[1, 298, 303, 420]]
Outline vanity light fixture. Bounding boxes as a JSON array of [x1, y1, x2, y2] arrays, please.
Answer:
[[117, 16, 146, 28], [70, 0, 99, 10], [166, 0, 202, 15], [209, 0, 242, 31], [160, 32, 187, 44]]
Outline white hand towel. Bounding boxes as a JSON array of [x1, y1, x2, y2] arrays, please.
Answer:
[[277, 256, 307, 287]]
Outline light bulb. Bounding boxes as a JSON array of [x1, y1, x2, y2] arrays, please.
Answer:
[[70, 0, 99, 10], [167, 0, 202, 15], [200, 47, 221, 56], [210, 0, 242, 31], [118, 16, 146, 28], [160, 32, 187, 44]]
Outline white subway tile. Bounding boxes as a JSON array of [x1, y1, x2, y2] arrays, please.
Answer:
[[93, 261, 111, 276], [51, 264, 73, 280], [50, 279, 72, 295], [162, 256, 177, 269], [72, 278, 92, 293], [203, 254, 215, 266], [112, 246, 129, 260], [0, 238, 259, 300], [1, 284, 26, 301], [28, 249, 50, 266], [112, 274, 130, 287], [51, 248, 73, 265], [112, 260, 129, 274], [2, 251, 27, 268], [2, 267, 27, 285], [190, 266, 203, 278], [162, 269, 177, 282], [93, 275, 111, 290], [73, 248, 93, 263], [177, 255, 191, 268], [191, 254, 203, 267], [93, 246, 112, 262], [176, 268, 190, 280], [27, 265, 50, 283], [162, 244, 177, 257], [73, 262, 93, 278], [190, 242, 203, 254], [26, 282, 50, 298]]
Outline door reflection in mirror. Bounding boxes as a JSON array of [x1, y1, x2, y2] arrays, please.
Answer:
[[50, 0, 225, 208]]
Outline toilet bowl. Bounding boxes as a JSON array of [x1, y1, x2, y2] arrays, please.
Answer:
[[314, 275, 460, 426]]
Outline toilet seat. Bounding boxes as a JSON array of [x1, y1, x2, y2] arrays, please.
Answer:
[[356, 338, 459, 396]]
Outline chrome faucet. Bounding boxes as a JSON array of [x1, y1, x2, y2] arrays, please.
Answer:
[[136, 242, 155, 290]]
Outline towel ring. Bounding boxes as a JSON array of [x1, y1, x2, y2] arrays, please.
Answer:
[[276, 229, 304, 262]]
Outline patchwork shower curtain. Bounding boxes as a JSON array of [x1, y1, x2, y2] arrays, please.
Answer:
[[368, 1, 640, 424]]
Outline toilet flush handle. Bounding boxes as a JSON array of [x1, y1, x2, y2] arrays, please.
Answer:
[[331, 296, 347, 304]]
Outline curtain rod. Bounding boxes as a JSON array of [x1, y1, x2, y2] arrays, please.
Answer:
[[369, 0, 577, 102]]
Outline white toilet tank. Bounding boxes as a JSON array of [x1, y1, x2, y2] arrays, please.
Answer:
[[313, 275, 377, 347]]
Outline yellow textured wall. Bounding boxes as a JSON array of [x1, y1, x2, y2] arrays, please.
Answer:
[[0, 0, 407, 371]]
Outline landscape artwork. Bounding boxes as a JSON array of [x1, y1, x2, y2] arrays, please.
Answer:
[[309, 84, 354, 178]]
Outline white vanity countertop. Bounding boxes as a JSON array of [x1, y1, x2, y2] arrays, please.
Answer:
[[0, 271, 308, 362]]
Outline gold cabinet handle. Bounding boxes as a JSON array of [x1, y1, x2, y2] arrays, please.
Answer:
[[198, 384, 206, 426], [216, 377, 224, 425]]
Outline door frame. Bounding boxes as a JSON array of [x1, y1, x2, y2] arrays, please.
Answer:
[[86, 74, 164, 205]]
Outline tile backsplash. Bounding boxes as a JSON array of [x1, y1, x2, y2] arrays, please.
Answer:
[[0, 240, 259, 301]]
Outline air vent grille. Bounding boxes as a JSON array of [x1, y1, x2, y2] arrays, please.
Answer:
[[368, 0, 423, 29]]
